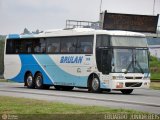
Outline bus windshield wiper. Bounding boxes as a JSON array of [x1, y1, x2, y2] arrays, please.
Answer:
[[124, 60, 144, 74], [135, 60, 144, 74], [124, 60, 133, 74]]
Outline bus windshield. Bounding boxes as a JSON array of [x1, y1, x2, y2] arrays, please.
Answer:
[[112, 49, 149, 73]]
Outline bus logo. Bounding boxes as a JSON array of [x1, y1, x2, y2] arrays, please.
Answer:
[[60, 56, 83, 64]]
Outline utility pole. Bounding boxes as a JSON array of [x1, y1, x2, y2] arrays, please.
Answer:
[[153, 0, 155, 15], [100, 0, 103, 14], [99, 0, 103, 29]]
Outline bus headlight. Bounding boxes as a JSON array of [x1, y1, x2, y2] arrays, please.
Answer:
[[143, 73, 150, 80], [112, 76, 125, 80], [116, 82, 123, 88]]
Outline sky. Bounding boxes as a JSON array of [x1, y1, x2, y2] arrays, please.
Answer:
[[0, 0, 160, 35]]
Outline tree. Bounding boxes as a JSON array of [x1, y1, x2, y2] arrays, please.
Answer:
[[23, 28, 30, 34], [32, 29, 43, 34]]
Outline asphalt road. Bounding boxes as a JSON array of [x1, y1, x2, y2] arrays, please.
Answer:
[[0, 82, 160, 114]]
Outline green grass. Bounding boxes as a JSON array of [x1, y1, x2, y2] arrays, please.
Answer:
[[151, 73, 160, 80], [0, 79, 13, 82], [0, 96, 143, 115], [150, 55, 160, 80], [0, 79, 7, 82], [0, 96, 152, 120], [150, 82, 160, 90]]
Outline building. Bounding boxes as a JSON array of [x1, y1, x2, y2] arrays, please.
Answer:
[[146, 31, 160, 59]]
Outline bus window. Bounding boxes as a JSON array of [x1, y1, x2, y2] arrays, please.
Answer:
[[60, 37, 77, 53], [15, 40, 25, 54], [39, 38, 46, 53], [46, 38, 60, 53], [6, 39, 23, 54], [77, 36, 93, 54], [96, 35, 110, 48], [6, 40, 14, 54], [33, 38, 46, 54], [25, 40, 33, 53]]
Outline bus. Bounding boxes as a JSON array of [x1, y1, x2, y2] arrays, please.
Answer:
[[4, 28, 150, 94]]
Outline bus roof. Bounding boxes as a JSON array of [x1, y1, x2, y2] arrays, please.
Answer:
[[7, 28, 146, 39]]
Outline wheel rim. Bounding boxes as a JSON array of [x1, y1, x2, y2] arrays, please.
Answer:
[[36, 76, 42, 87], [92, 78, 99, 91], [27, 76, 33, 86]]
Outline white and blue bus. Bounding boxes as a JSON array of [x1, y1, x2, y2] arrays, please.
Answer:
[[4, 28, 150, 94]]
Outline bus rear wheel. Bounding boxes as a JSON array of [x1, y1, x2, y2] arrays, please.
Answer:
[[35, 73, 43, 89], [120, 89, 133, 94], [35, 73, 50, 89], [26, 73, 35, 89], [89, 76, 101, 93]]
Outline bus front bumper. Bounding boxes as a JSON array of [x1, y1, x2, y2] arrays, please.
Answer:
[[109, 79, 150, 90]]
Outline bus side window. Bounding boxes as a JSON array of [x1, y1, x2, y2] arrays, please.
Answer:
[[84, 45, 92, 53], [96, 35, 110, 48], [61, 37, 76, 53], [39, 38, 46, 53], [46, 38, 60, 54], [34, 46, 40, 53], [77, 36, 93, 54], [6, 40, 15, 54], [27, 46, 32, 53], [15, 40, 22, 54], [61, 43, 68, 53], [48, 45, 57, 53]]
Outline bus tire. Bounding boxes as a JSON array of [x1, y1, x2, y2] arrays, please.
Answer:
[[35, 73, 44, 89], [26, 73, 35, 89], [89, 76, 101, 93], [121, 89, 133, 94]]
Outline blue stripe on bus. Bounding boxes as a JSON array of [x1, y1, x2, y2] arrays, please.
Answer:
[[34, 55, 88, 87], [100, 83, 108, 89], [7, 34, 20, 39], [11, 55, 88, 87], [21, 34, 34, 38], [11, 55, 53, 85]]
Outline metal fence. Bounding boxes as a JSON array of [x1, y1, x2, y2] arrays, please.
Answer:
[[0, 40, 4, 76], [66, 20, 160, 35], [66, 20, 100, 29]]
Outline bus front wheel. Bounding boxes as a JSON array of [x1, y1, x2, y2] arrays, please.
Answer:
[[89, 76, 101, 93], [120, 89, 133, 94], [26, 73, 35, 89]]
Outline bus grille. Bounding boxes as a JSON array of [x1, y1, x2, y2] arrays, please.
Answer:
[[125, 82, 142, 87], [125, 77, 142, 79]]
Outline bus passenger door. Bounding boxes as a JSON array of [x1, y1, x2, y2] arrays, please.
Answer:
[[101, 49, 112, 74]]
